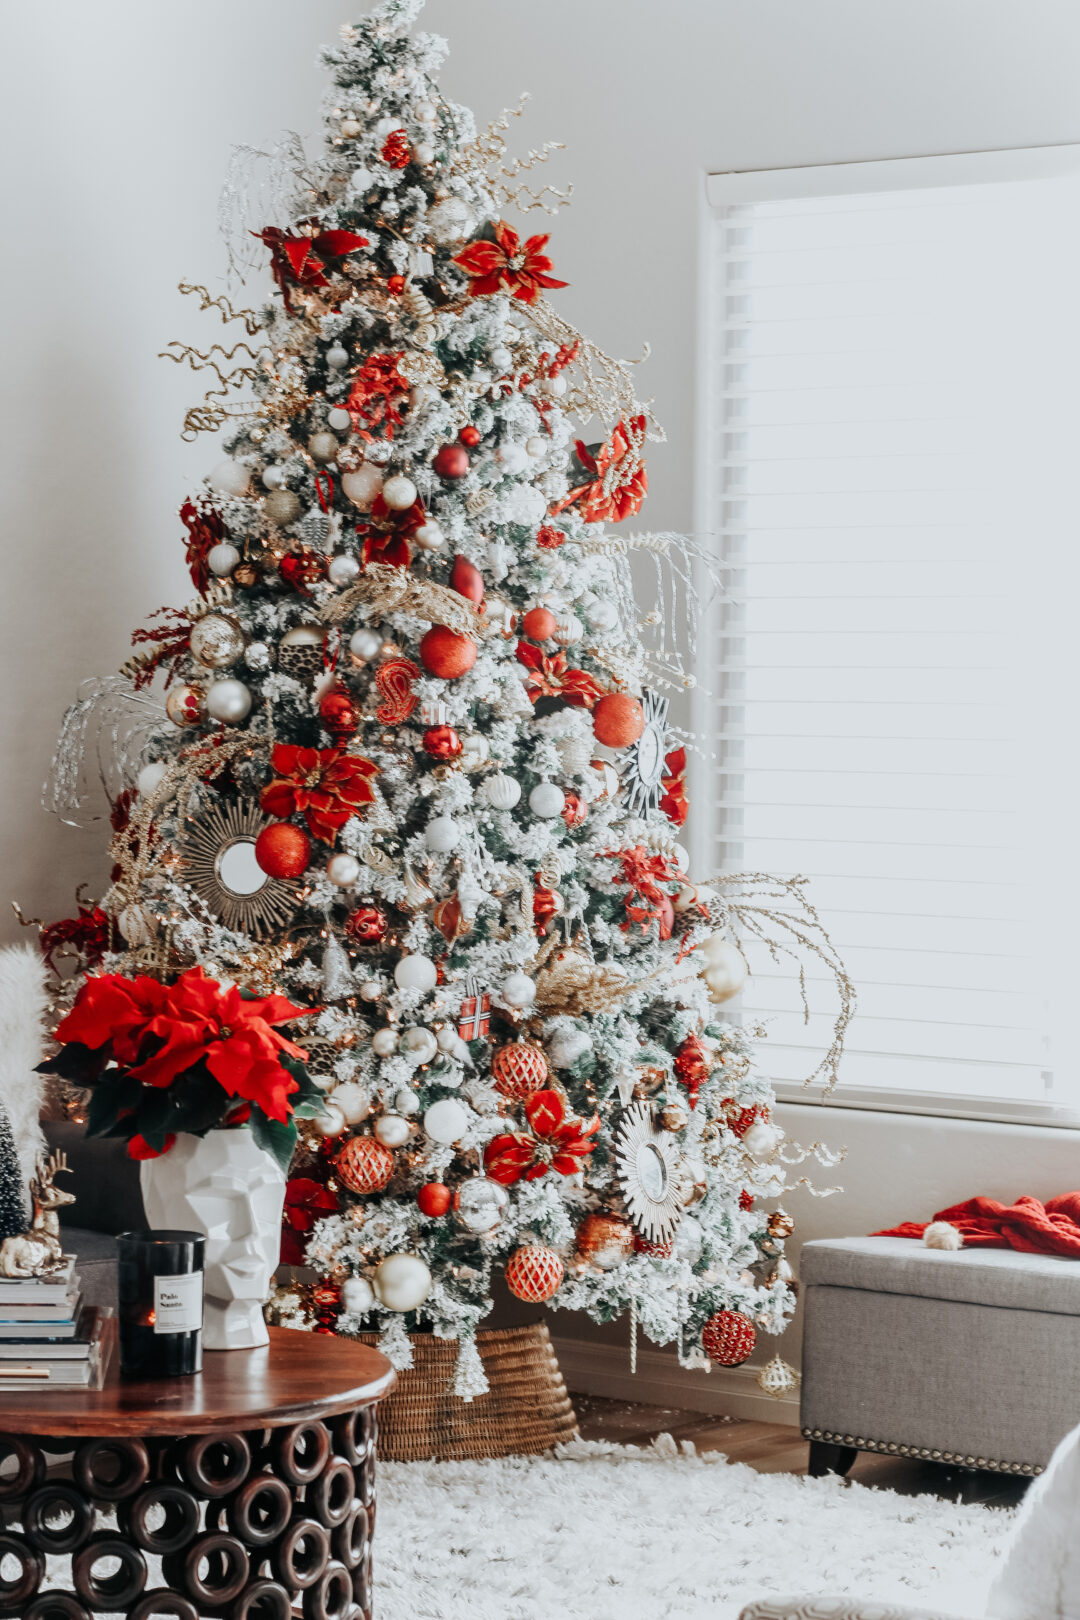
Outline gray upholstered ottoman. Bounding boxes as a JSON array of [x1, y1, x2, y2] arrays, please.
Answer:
[[800, 1236, 1080, 1478]]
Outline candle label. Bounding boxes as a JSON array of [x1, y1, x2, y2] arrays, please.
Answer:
[[153, 1272, 203, 1335]]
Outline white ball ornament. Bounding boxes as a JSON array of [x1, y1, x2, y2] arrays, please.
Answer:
[[674, 1215, 703, 1264], [349, 627, 384, 662], [423, 1097, 469, 1144], [328, 554, 361, 587], [399, 1027, 438, 1065], [528, 781, 565, 819], [501, 970, 536, 1010], [394, 1088, 421, 1115], [209, 460, 251, 497], [373, 1114, 411, 1149], [359, 979, 382, 1002], [490, 346, 512, 374], [374, 1253, 431, 1312], [701, 939, 748, 1003], [136, 761, 167, 798], [342, 464, 383, 511], [371, 1028, 398, 1058], [460, 734, 490, 771], [673, 844, 690, 873], [425, 815, 461, 853], [394, 955, 438, 993], [340, 1276, 376, 1315], [412, 141, 435, 166], [454, 1178, 508, 1234], [261, 464, 286, 489], [381, 474, 418, 510], [413, 521, 444, 552], [546, 1027, 591, 1069], [315, 1103, 346, 1138], [586, 599, 619, 633], [495, 443, 529, 475], [481, 772, 521, 810], [205, 679, 252, 725], [207, 543, 241, 578], [331, 1083, 370, 1126], [327, 407, 352, 431], [742, 1120, 781, 1160], [541, 374, 567, 398], [415, 99, 437, 124], [308, 432, 339, 464], [326, 343, 350, 369], [327, 853, 361, 888], [553, 613, 583, 646], [525, 435, 547, 459]]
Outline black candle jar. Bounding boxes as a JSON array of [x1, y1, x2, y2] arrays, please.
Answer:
[[117, 1230, 205, 1378]]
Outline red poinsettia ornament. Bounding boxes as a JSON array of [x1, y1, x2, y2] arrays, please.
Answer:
[[260, 744, 379, 844], [604, 845, 681, 934], [551, 416, 648, 524], [484, 1089, 600, 1185], [281, 1176, 340, 1266], [179, 500, 226, 597], [252, 226, 368, 313], [453, 220, 568, 306], [515, 640, 605, 709], [660, 746, 689, 827], [346, 353, 410, 439]]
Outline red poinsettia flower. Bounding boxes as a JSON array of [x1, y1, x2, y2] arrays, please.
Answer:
[[453, 220, 568, 306], [179, 500, 226, 597], [603, 845, 681, 934], [484, 1089, 600, 1185], [39, 902, 110, 974], [279, 550, 328, 596], [660, 746, 689, 827], [55, 967, 313, 1124], [515, 640, 605, 709], [551, 416, 648, 524], [355, 492, 427, 570], [281, 1176, 340, 1265], [260, 744, 379, 844], [347, 353, 410, 439], [129, 1132, 176, 1161], [252, 226, 368, 313]]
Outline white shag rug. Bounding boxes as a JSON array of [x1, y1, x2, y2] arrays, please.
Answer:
[[377, 1438, 1014, 1620]]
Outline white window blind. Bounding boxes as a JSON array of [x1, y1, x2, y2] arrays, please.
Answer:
[[701, 152, 1080, 1119]]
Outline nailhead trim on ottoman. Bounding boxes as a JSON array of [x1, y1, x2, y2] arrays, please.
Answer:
[[802, 1425, 1043, 1476]]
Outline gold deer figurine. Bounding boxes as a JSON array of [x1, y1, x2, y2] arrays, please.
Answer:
[[0, 1151, 75, 1278]]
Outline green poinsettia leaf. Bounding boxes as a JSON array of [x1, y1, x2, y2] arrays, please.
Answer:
[[249, 1109, 297, 1175]]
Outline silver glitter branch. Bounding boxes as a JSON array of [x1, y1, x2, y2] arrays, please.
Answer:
[[44, 678, 165, 827]]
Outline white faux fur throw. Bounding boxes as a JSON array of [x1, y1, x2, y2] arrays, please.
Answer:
[[987, 1421, 1080, 1620], [0, 944, 47, 1197]]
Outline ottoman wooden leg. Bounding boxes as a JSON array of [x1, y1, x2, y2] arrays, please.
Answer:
[[808, 1439, 857, 1478]]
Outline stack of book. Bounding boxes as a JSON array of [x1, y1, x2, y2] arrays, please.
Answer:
[[0, 1257, 110, 1389]]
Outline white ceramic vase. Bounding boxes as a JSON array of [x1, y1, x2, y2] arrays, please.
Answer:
[[139, 1129, 286, 1351]]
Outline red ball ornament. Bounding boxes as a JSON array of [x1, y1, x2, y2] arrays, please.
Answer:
[[318, 685, 358, 737], [505, 1245, 564, 1303], [433, 444, 470, 479], [450, 554, 484, 604], [491, 1043, 548, 1100], [459, 425, 482, 448], [344, 905, 388, 945], [336, 1137, 396, 1195], [417, 1183, 452, 1218], [702, 1309, 757, 1367], [423, 725, 462, 760], [420, 626, 477, 680], [592, 692, 646, 748], [521, 606, 557, 642], [254, 823, 311, 880], [561, 792, 587, 829]]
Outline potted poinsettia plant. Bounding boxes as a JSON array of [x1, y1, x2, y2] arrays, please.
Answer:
[[38, 967, 323, 1350]]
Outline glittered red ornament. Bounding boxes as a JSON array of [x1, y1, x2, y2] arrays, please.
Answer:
[[433, 443, 470, 479], [634, 1234, 674, 1258], [491, 1042, 548, 1100], [254, 822, 311, 879], [417, 1183, 452, 1218], [459, 425, 481, 447], [592, 692, 646, 748], [702, 1309, 757, 1367], [505, 1245, 563, 1303], [522, 606, 557, 642], [423, 724, 462, 759], [420, 626, 477, 680], [344, 905, 388, 945], [450, 554, 484, 604], [318, 685, 358, 737], [337, 1136, 395, 1194]]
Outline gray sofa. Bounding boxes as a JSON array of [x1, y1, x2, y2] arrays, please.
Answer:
[[800, 1235, 1080, 1479]]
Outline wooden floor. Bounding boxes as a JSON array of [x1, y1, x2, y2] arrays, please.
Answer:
[[574, 1395, 1030, 1509]]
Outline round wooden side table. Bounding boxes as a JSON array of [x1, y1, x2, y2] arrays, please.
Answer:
[[0, 1321, 395, 1620]]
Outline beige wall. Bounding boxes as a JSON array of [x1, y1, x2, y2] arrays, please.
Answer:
[[3, 1, 1078, 1410]]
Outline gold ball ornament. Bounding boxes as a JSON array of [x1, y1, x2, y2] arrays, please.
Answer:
[[659, 1102, 690, 1133], [576, 1213, 635, 1270], [190, 612, 246, 669], [767, 1209, 795, 1239], [263, 488, 301, 526]]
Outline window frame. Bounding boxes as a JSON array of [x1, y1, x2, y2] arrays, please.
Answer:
[[692, 142, 1080, 1131]]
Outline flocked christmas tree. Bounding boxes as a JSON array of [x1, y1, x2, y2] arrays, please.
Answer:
[[41, 0, 852, 1397]]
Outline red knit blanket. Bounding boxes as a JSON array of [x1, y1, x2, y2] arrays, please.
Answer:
[[876, 1193, 1080, 1257]]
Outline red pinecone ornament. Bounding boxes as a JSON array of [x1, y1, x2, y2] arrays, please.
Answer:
[[702, 1309, 757, 1367]]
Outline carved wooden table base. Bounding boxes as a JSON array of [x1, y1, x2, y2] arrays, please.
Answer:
[[0, 1410, 377, 1620]]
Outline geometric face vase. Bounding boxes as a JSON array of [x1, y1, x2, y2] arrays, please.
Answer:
[[139, 1130, 286, 1351]]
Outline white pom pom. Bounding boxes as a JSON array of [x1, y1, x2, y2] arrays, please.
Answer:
[[923, 1221, 963, 1250]]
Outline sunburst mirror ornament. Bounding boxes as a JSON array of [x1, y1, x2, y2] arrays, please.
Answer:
[[614, 1100, 683, 1244], [623, 690, 669, 816], [181, 801, 299, 938]]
